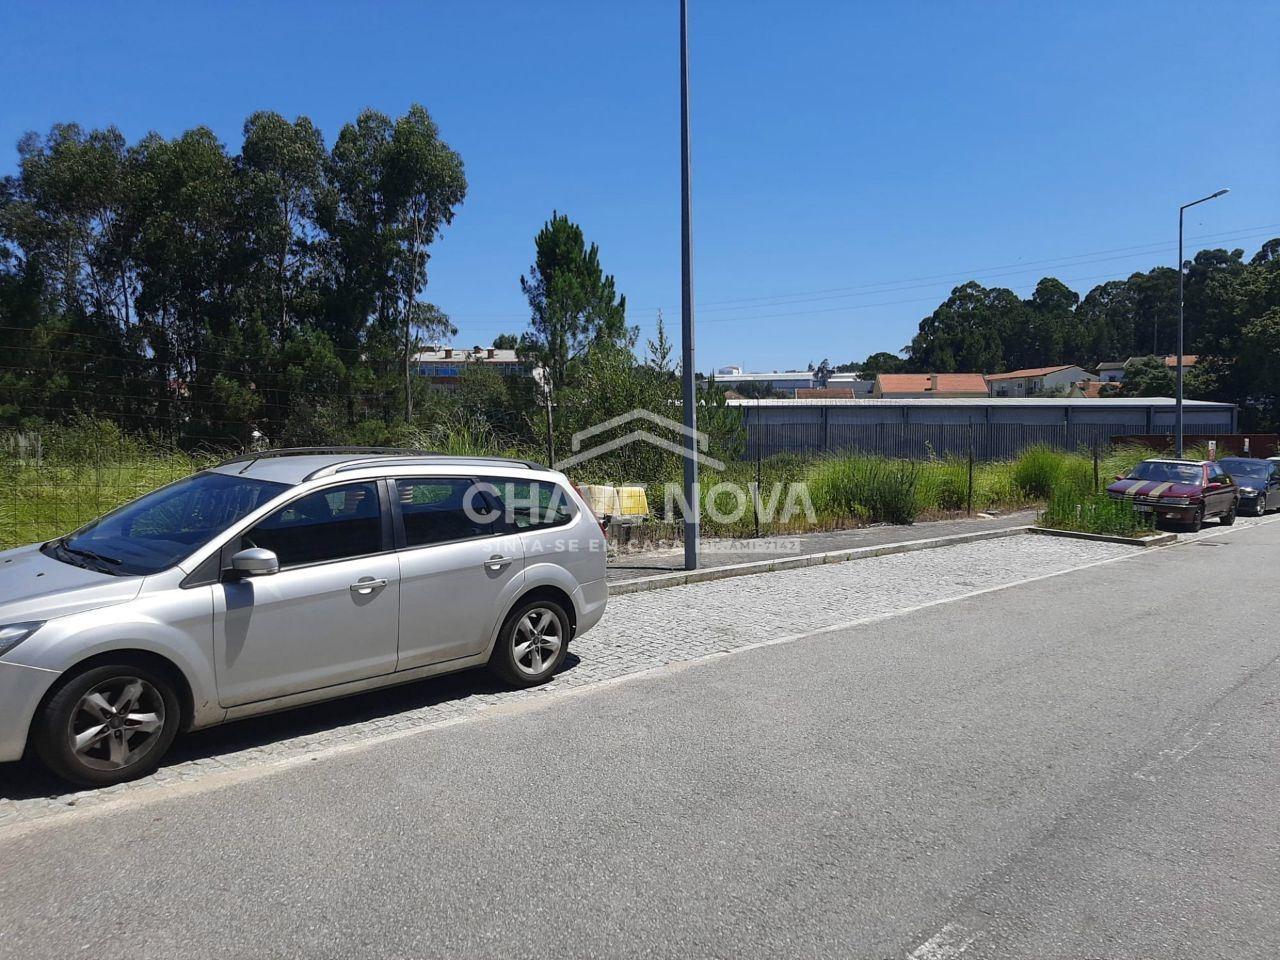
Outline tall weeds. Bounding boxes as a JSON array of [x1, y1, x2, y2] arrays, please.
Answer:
[[1039, 488, 1155, 537], [808, 456, 922, 525]]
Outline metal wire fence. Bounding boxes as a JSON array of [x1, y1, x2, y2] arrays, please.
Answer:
[[0, 435, 213, 550], [744, 421, 1195, 461], [0, 422, 1257, 551]]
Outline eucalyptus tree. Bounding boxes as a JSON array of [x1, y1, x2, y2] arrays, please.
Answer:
[[241, 112, 326, 342], [316, 105, 464, 421]]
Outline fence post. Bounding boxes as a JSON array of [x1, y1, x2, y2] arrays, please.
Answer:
[[753, 440, 762, 538], [967, 423, 975, 517], [1093, 441, 1100, 493]]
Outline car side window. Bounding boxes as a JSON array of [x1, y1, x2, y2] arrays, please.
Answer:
[[395, 478, 504, 547], [484, 478, 574, 531], [243, 482, 383, 569]]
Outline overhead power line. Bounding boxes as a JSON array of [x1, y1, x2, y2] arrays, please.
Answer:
[[441, 223, 1280, 329]]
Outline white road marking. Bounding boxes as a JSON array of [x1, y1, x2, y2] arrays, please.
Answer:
[[908, 922, 977, 959], [2, 514, 1277, 840], [1133, 719, 1223, 783]]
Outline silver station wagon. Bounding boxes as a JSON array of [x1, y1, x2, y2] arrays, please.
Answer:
[[0, 449, 608, 786]]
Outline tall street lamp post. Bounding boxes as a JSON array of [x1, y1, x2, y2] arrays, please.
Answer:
[[1176, 188, 1229, 457], [679, 0, 699, 570]]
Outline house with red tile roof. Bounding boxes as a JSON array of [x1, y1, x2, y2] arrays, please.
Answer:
[[872, 373, 989, 398], [1068, 380, 1121, 399], [986, 364, 1095, 397]]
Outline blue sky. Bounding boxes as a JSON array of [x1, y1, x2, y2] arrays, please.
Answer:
[[3, 1, 1278, 373]]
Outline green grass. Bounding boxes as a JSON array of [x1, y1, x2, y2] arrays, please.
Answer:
[[1038, 487, 1156, 538], [0, 419, 1174, 548], [0, 453, 213, 548], [807, 455, 922, 525]]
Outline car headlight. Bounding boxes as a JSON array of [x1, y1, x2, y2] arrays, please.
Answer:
[[1163, 497, 1191, 505], [0, 621, 43, 657]]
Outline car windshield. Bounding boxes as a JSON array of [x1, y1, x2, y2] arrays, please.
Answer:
[[1127, 461, 1202, 484], [44, 471, 287, 576], [1220, 459, 1269, 479]]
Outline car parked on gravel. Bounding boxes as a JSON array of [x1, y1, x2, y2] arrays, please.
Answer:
[[1106, 458, 1239, 532], [0, 449, 608, 787], [1217, 457, 1280, 516]]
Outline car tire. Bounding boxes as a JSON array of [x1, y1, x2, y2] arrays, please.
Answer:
[[1220, 501, 1237, 526], [1187, 508, 1203, 533], [1257, 494, 1267, 516], [488, 598, 570, 688], [33, 663, 181, 788]]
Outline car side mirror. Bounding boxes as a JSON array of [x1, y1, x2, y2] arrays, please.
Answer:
[[229, 547, 279, 578], [1114, 474, 1125, 481]]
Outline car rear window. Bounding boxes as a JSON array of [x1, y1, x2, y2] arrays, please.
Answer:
[[483, 478, 574, 531], [395, 477, 505, 547]]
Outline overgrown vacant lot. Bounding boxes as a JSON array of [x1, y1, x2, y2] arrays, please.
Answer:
[[0, 420, 1170, 549]]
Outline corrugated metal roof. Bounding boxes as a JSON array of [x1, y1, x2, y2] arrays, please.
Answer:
[[725, 396, 1234, 408], [711, 371, 814, 382]]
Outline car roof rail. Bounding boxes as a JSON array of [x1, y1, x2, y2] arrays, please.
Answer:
[[303, 454, 551, 481], [216, 446, 442, 469]]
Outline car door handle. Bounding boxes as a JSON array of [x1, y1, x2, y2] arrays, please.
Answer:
[[349, 577, 388, 595], [484, 555, 514, 571]]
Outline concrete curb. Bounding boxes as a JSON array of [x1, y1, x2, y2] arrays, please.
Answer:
[[1026, 526, 1178, 548], [608, 525, 1032, 595]]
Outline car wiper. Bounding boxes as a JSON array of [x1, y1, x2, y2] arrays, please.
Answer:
[[57, 541, 123, 571]]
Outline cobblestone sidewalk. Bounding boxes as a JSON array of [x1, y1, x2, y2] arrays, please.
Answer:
[[606, 510, 1038, 582], [0, 531, 1162, 829]]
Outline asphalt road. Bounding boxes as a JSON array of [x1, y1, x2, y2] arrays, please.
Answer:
[[1, 519, 1278, 959]]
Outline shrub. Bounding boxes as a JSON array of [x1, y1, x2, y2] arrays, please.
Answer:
[[808, 455, 921, 525], [974, 460, 1021, 509], [1012, 445, 1063, 499], [918, 457, 970, 512], [1058, 455, 1096, 498]]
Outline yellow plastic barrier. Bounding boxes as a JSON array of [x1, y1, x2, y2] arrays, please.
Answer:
[[577, 484, 620, 518], [615, 484, 650, 518]]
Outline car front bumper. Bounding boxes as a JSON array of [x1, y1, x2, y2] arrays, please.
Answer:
[[1109, 496, 1200, 523], [0, 659, 60, 762]]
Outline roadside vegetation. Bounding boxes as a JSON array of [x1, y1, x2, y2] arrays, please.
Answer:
[[1038, 488, 1155, 538], [1, 419, 1178, 548]]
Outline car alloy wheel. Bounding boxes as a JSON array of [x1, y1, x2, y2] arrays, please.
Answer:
[[489, 598, 571, 688], [35, 662, 182, 786], [512, 606, 564, 678], [68, 676, 167, 772]]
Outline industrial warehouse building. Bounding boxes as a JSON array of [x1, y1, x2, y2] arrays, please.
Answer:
[[728, 396, 1238, 460]]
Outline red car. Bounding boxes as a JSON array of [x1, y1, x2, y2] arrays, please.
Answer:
[[1106, 458, 1239, 532]]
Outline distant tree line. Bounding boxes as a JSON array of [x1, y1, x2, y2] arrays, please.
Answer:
[[4, 108, 1277, 448], [840, 241, 1280, 427]]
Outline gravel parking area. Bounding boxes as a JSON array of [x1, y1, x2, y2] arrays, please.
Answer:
[[2, 520, 1262, 830]]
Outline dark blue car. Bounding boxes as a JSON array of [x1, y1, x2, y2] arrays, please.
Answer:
[[1218, 457, 1280, 515]]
